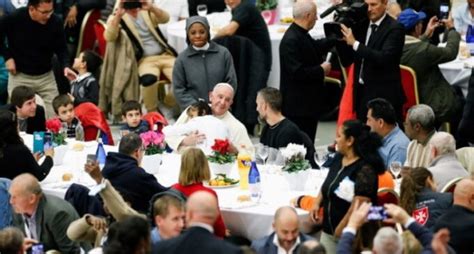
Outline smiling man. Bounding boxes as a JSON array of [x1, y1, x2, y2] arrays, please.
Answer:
[[338, 0, 405, 124], [0, 0, 73, 119]]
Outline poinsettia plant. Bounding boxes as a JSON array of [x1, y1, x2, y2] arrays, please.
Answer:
[[140, 130, 166, 155], [45, 118, 67, 146], [281, 143, 310, 173], [256, 0, 278, 10], [208, 139, 235, 164]]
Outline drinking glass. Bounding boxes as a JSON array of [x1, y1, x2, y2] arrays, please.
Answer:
[[197, 4, 208, 17], [314, 149, 329, 168], [257, 144, 268, 166], [390, 161, 402, 179]]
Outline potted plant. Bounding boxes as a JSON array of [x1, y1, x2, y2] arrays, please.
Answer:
[[281, 143, 311, 191], [256, 0, 278, 25], [140, 130, 166, 174], [208, 139, 236, 176], [45, 118, 68, 165]]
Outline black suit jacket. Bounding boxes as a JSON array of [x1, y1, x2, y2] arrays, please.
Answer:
[[338, 15, 405, 119], [2, 104, 46, 134], [155, 226, 241, 254], [279, 23, 335, 118]]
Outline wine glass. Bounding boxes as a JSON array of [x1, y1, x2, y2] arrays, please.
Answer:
[[314, 149, 329, 168], [390, 161, 402, 179], [257, 144, 269, 166], [197, 4, 208, 17], [261, 10, 272, 25]]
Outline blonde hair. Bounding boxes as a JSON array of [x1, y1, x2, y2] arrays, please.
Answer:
[[179, 148, 211, 185]]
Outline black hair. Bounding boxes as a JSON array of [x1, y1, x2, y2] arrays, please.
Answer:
[[121, 100, 142, 116], [342, 120, 385, 174], [82, 50, 103, 74], [118, 132, 142, 156], [0, 110, 22, 159], [10, 86, 35, 109], [103, 216, 150, 254], [367, 98, 397, 125], [27, 0, 52, 7], [52, 94, 73, 114], [187, 100, 212, 116]]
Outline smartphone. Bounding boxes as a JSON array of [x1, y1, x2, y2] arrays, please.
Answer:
[[439, 4, 449, 20], [122, 1, 142, 9], [86, 154, 97, 165], [367, 206, 388, 221], [43, 132, 52, 150], [27, 243, 44, 254], [33, 132, 45, 154]]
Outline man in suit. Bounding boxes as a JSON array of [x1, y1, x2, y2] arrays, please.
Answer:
[[9, 173, 80, 253], [279, 0, 334, 141], [155, 191, 241, 254], [2, 86, 46, 134], [251, 206, 313, 254], [339, 0, 405, 123]]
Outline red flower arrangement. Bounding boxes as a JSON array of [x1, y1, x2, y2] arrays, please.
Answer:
[[45, 118, 66, 145], [46, 118, 62, 134], [208, 139, 235, 164]]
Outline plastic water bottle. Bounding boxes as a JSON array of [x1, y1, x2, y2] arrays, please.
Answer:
[[466, 25, 474, 55], [248, 161, 262, 202], [95, 138, 107, 167]]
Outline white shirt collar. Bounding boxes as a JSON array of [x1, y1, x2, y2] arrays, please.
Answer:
[[192, 43, 210, 51], [272, 233, 301, 254], [371, 13, 386, 27], [188, 222, 214, 233], [75, 72, 92, 83]]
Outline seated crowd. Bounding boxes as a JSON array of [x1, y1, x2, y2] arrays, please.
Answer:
[[0, 0, 473, 253]]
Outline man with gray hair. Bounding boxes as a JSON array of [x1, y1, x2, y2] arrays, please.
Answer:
[[403, 104, 437, 168], [279, 0, 335, 141], [428, 132, 468, 191]]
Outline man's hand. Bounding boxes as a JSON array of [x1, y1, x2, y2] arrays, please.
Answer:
[[6, 58, 16, 75], [432, 228, 450, 254], [341, 24, 356, 46], [85, 161, 103, 184], [141, 0, 152, 11], [67, 93, 75, 103], [321, 62, 331, 76], [181, 131, 206, 146], [23, 238, 38, 251], [64, 67, 77, 81], [65, 5, 78, 28], [424, 16, 440, 38], [384, 203, 411, 225], [86, 215, 108, 232], [347, 200, 371, 230]]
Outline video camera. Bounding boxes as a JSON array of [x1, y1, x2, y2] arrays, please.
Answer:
[[321, 0, 368, 40]]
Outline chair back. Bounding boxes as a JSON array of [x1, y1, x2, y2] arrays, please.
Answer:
[[456, 147, 474, 173], [76, 9, 102, 57], [94, 20, 107, 58], [440, 177, 464, 193], [400, 65, 420, 120], [377, 187, 399, 206], [74, 102, 114, 145], [142, 112, 168, 132], [65, 183, 106, 217], [0, 178, 12, 229]]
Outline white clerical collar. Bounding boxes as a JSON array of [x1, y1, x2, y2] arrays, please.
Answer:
[[188, 222, 214, 233], [272, 233, 301, 254], [192, 43, 210, 51]]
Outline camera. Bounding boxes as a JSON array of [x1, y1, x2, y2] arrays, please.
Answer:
[[321, 0, 368, 40], [122, 1, 142, 10]]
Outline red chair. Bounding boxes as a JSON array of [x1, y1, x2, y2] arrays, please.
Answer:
[[74, 102, 114, 145], [377, 188, 399, 206], [75, 9, 102, 57], [142, 112, 168, 132], [94, 20, 107, 58], [440, 177, 464, 193], [400, 65, 420, 120]]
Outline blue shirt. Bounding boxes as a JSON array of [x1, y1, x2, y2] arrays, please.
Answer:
[[150, 227, 161, 253], [453, 3, 474, 35], [378, 126, 410, 169]]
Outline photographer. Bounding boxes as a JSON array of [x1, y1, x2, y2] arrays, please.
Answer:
[[337, 0, 405, 123]]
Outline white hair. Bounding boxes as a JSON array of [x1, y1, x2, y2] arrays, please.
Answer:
[[293, 0, 316, 19], [373, 227, 403, 254], [429, 132, 456, 155], [212, 83, 234, 94], [407, 104, 435, 130]]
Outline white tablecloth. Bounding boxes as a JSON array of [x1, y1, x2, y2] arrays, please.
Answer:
[[166, 11, 328, 88], [439, 57, 474, 97], [37, 139, 325, 241]]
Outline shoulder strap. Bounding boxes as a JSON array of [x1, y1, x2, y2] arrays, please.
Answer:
[[119, 19, 144, 61]]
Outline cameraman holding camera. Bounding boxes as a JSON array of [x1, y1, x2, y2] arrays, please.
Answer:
[[338, 0, 405, 124]]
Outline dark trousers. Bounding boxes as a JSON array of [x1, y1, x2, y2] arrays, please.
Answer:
[[287, 116, 319, 143]]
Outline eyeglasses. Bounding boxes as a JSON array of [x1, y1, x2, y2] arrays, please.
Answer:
[[35, 7, 54, 15]]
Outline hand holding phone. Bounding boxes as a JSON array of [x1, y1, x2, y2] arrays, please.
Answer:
[[367, 206, 388, 221], [86, 154, 97, 165]]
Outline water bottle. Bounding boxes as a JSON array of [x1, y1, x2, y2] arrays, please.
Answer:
[[248, 161, 262, 202], [466, 25, 474, 55], [95, 138, 107, 167]]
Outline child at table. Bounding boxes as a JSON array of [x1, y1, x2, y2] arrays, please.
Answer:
[[120, 100, 150, 135], [52, 94, 84, 140], [66, 50, 102, 106]]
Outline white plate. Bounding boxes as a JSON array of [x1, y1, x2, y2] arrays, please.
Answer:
[[204, 182, 239, 189]]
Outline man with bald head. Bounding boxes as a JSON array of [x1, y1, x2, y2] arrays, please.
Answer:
[[434, 178, 474, 253], [9, 173, 80, 253], [166, 83, 253, 154], [251, 206, 313, 254], [155, 191, 241, 254]]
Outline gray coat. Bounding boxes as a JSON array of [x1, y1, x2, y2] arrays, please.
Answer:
[[172, 41, 237, 110], [400, 30, 461, 122], [428, 153, 469, 192]]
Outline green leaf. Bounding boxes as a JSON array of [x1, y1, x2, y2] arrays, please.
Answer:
[[282, 159, 311, 173]]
